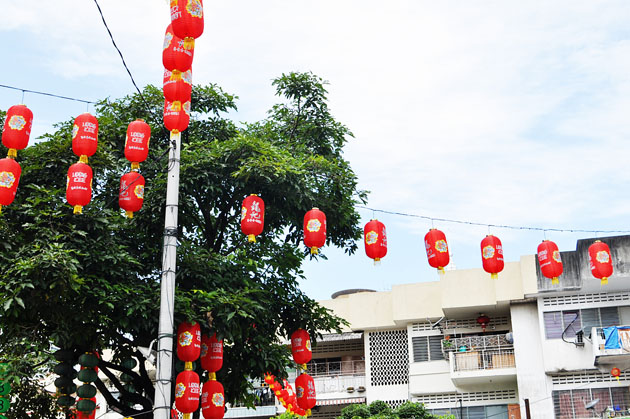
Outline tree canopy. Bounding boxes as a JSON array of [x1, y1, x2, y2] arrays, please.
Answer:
[[0, 72, 367, 418]]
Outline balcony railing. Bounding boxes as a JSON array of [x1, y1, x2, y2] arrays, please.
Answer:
[[442, 334, 512, 359], [306, 360, 366, 377], [452, 348, 515, 372]]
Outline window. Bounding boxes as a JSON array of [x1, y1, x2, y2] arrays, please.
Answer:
[[544, 307, 620, 339], [412, 336, 445, 362], [428, 405, 508, 419], [552, 387, 630, 418]]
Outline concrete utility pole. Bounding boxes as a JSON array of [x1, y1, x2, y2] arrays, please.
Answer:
[[154, 131, 181, 419]]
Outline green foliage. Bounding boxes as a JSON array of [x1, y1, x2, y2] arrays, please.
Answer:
[[340, 403, 371, 419], [5, 379, 60, 419], [369, 400, 392, 416], [394, 401, 431, 419], [339, 401, 435, 419], [0, 73, 366, 418]]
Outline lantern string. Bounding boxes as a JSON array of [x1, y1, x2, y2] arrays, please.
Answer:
[[357, 205, 630, 234], [0, 84, 96, 105]]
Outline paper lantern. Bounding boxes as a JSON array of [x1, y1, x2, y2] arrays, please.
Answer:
[[424, 228, 449, 273], [612, 367, 621, 382], [303, 208, 326, 254], [119, 172, 145, 218], [72, 113, 99, 163], [0, 158, 21, 213], [241, 194, 264, 242], [476, 314, 490, 332], [589, 240, 613, 285], [163, 68, 193, 104], [2, 104, 33, 158], [295, 373, 316, 411], [291, 329, 312, 366], [66, 163, 93, 214], [164, 100, 191, 133], [481, 234, 504, 279], [364, 219, 387, 263], [124, 119, 151, 170], [537, 240, 563, 285], [177, 321, 201, 362], [201, 379, 225, 419], [201, 333, 223, 372], [175, 370, 200, 415], [171, 0, 204, 47], [163, 24, 194, 72]]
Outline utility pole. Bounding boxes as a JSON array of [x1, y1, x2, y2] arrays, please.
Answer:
[[154, 131, 181, 419]]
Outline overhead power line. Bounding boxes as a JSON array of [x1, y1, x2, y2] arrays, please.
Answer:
[[0, 84, 95, 105]]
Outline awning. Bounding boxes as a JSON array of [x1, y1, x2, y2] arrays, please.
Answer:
[[318, 332, 363, 342], [317, 397, 366, 406]]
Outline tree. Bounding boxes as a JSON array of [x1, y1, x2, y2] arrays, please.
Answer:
[[0, 72, 367, 418], [339, 401, 435, 419]]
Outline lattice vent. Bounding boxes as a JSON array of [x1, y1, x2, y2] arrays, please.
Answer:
[[414, 389, 517, 405], [542, 291, 630, 307], [313, 340, 363, 355], [368, 330, 409, 386], [384, 400, 408, 408], [551, 370, 630, 385], [411, 322, 433, 332]]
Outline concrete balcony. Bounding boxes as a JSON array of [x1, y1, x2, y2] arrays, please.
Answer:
[[592, 326, 630, 370], [449, 348, 517, 386], [289, 360, 366, 399]]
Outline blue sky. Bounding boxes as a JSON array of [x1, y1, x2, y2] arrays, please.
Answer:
[[2, 1, 630, 300]]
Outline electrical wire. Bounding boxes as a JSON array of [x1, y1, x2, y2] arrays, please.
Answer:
[[357, 205, 630, 235], [0, 84, 95, 104]]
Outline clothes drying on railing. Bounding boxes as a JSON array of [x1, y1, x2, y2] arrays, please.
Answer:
[[602, 326, 630, 350]]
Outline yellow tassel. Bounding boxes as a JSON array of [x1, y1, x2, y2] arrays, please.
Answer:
[[208, 372, 216, 381], [310, 247, 318, 255], [183, 414, 191, 419], [184, 361, 192, 371], [125, 211, 134, 219], [0, 205, 3, 215], [602, 277, 608, 285], [248, 234, 256, 243], [616, 376, 620, 382], [73, 205, 83, 215], [438, 267, 445, 274], [552, 277, 559, 285], [183, 37, 195, 50], [131, 162, 140, 170], [306, 409, 312, 416], [491, 273, 498, 280], [170, 70, 182, 81], [79, 155, 88, 164], [7, 149, 16, 158]]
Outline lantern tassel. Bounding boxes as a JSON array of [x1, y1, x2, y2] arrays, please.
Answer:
[[170, 69, 182, 81], [184, 361, 192, 371], [73, 205, 83, 215], [183, 37, 195, 50], [7, 149, 16, 159], [208, 372, 216, 381], [491, 273, 498, 280], [552, 277, 559, 285], [601, 277, 608, 285], [248, 234, 256, 243], [131, 162, 140, 171], [373, 259, 381, 266], [0, 205, 3, 215], [616, 376, 620, 382], [79, 155, 88, 164], [438, 267, 445, 275], [310, 246, 318, 255], [306, 409, 312, 417], [125, 210, 134, 219], [183, 414, 191, 419]]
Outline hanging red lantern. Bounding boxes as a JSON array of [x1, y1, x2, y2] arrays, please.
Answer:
[[75, 398, 97, 419], [119, 172, 145, 218], [424, 228, 450, 273], [240, 194, 264, 242], [0, 158, 21, 214], [200, 333, 223, 372], [164, 100, 191, 133], [163, 24, 194, 72], [163, 68, 193, 104], [124, 119, 151, 170], [611, 367, 621, 382], [66, 163, 93, 214], [481, 235, 504, 279], [2, 104, 33, 158], [177, 321, 201, 362], [364, 219, 387, 264], [201, 379, 225, 419], [295, 373, 316, 411], [291, 329, 312, 366], [537, 240, 563, 285], [175, 370, 200, 415], [589, 240, 613, 285], [304, 208, 326, 255], [72, 113, 99, 163], [476, 314, 490, 332], [170, 0, 204, 47]]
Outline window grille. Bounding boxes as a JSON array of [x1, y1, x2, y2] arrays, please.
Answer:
[[542, 292, 630, 307], [552, 387, 630, 418], [429, 405, 509, 419], [544, 308, 620, 339], [367, 330, 409, 386], [313, 340, 364, 355], [412, 336, 445, 362]]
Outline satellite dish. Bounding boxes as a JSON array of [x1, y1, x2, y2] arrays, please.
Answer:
[[586, 399, 600, 410]]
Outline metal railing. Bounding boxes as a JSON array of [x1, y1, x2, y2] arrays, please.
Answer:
[[452, 348, 515, 372], [305, 360, 366, 377], [442, 334, 512, 358]]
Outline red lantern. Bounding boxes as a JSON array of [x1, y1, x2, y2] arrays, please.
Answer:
[[481, 235, 504, 279], [612, 367, 621, 382], [163, 68, 193, 104], [177, 321, 201, 362], [589, 240, 613, 285], [2, 104, 33, 158], [175, 370, 200, 414], [164, 100, 191, 133], [201, 379, 225, 419], [163, 24, 194, 72], [291, 329, 312, 366], [76, 398, 97, 419], [264, 373, 274, 385], [170, 0, 204, 46], [241, 194, 264, 242], [364, 219, 387, 263], [537, 240, 563, 285], [200, 333, 223, 372], [295, 373, 316, 411], [304, 208, 326, 255], [0, 158, 21, 213], [476, 314, 490, 332], [124, 119, 151, 170], [66, 163, 93, 214], [72, 113, 99, 163], [424, 228, 449, 273], [119, 172, 145, 218]]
